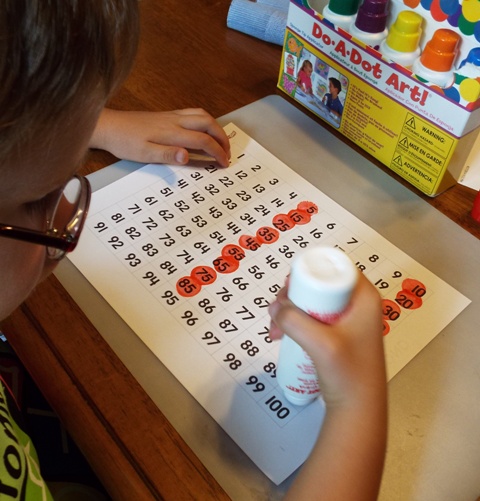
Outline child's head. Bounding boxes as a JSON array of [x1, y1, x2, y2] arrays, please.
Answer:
[[300, 60, 313, 75], [0, 0, 139, 320], [328, 77, 342, 97], [0, 0, 139, 160]]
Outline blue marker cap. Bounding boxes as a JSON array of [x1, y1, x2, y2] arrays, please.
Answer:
[[459, 47, 480, 69]]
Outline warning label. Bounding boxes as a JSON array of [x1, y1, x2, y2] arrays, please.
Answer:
[[390, 114, 455, 194]]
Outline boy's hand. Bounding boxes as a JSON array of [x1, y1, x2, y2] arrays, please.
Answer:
[[271, 272, 387, 501], [268, 272, 386, 409], [90, 108, 231, 167]]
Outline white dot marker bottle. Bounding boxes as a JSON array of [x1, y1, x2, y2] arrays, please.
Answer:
[[457, 47, 480, 78], [379, 10, 423, 69], [412, 28, 461, 88], [317, 0, 362, 32], [349, 0, 389, 50], [276, 246, 358, 406]]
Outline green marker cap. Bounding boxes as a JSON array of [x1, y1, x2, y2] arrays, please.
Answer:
[[327, 0, 362, 16]]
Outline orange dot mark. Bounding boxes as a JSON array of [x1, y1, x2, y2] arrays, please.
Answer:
[[191, 265, 217, 285], [221, 244, 245, 261], [256, 226, 280, 244], [239, 234, 262, 251], [176, 276, 202, 297], [402, 278, 427, 298], [382, 319, 391, 336], [213, 256, 239, 274], [272, 214, 296, 232], [404, 0, 420, 7], [395, 290, 423, 310], [382, 299, 401, 321], [288, 209, 311, 225], [297, 201, 319, 214]]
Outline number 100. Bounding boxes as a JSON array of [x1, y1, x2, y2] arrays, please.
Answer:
[[265, 395, 290, 419]]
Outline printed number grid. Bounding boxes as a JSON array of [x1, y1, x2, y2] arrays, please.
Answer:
[[69, 124, 470, 484]]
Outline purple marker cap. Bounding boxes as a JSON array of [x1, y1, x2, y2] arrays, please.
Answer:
[[355, 0, 389, 34]]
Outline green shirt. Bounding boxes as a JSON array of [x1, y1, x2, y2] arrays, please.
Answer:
[[0, 377, 53, 500]]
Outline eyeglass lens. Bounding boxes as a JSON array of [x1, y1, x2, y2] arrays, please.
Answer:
[[47, 177, 85, 259]]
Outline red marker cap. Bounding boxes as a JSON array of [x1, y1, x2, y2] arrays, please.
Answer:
[[471, 190, 480, 222]]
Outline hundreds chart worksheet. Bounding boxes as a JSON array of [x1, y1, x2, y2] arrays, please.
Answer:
[[69, 124, 470, 484]]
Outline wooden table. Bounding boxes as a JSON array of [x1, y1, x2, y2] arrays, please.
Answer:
[[2, 1, 479, 500]]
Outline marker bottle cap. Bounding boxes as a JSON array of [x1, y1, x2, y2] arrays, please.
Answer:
[[385, 10, 423, 53], [420, 29, 461, 72], [288, 247, 358, 321], [354, 0, 389, 34], [459, 47, 480, 69], [325, 0, 361, 16]]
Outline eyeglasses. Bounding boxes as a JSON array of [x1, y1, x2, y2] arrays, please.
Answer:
[[0, 175, 91, 260]]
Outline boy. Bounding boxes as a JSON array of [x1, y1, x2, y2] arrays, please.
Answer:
[[0, 1, 386, 499], [323, 77, 344, 116]]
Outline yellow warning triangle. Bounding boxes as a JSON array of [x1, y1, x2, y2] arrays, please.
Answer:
[[405, 117, 416, 129], [393, 155, 403, 166]]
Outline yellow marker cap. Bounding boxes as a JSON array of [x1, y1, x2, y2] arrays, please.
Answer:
[[386, 11, 423, 53]]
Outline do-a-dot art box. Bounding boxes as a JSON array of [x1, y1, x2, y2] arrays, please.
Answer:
[[278, 0, 480, 196]]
